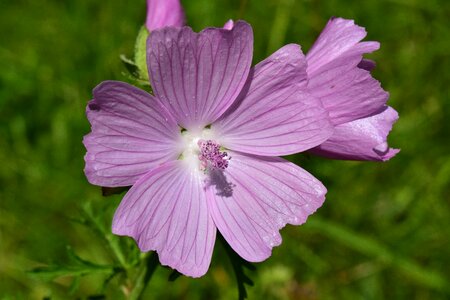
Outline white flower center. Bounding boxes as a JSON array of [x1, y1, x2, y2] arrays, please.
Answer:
[[180, 128, 230, 171]]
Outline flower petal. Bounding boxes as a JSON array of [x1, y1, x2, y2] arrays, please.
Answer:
[[83, 81, 181, 187], [306, 17, 388, 125], [309, 106, 400, 161], [206, 152, 326, 262], [112, 161, 216, 277], [307, 17, 375, 76], [145, 0, 185, 31], [147, 21, 253, 131], [223, 19, 234, 30], [212, 44, 333, 156]]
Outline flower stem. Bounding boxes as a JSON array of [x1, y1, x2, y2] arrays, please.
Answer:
[[106, 233, 128, 268], [128, 252, 159, 300]]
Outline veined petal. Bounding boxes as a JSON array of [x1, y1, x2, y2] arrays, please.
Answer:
[[112, 161, 216, 277], [206, 152, 326, 262], [212, 44, 333, 156], [306, 17, 388, 125], [310, 106, 400, 161], [307, 17, 373, 76], [146, 0, 185, 31], [83, 81, 181, 187], [147, 21, 253, 131]]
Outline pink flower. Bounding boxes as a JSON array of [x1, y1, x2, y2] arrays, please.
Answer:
[[305, 18, 399, 161], [145, 0, 185, 31], [83, 21, 334, 277]]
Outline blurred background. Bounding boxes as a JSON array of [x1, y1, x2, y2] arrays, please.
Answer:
[[1, 0, 449, 299]]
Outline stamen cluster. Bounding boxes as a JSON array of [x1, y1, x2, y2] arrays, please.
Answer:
[[198, 139, 230, 171]]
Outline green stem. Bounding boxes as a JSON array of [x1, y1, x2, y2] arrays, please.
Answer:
[[128, 252, 159, 300], [106, 233, 128, 269], [219, 234, 255, 300]]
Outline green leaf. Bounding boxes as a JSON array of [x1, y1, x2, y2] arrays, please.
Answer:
[[28, 247, 119, 282], [68, 276, 81, 295], [28, 263, 115, 282], [120, 52, 150, 87], [120, 54, 139, 77], [134, 26, 149, 82]]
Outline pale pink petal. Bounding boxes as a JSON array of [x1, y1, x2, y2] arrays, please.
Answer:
[[83, 81, 181, 187], [145, 0, 185, 31], [223, 19, 234, 30], [212, 44, 333, 156], [206, 152, 326, 262], [147, 21, 253, 131], [307, 17, 374, 76], [112, 161, 216, 277], [306, 17, 388, 125], [310, 106, 400, 161]]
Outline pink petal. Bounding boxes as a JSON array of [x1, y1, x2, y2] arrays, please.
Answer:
[[223, 19, 234, 30], [147, 21, 253, 131], [112, 161, 216, 277], [145, 0, 185, 31], [212, 44, 333, 156], [309, 106, 400, 161], [83, 81, 181, 187], [307, 17, 373, 76], [206, 152, 326, 262], [306, 17, 388, 125]]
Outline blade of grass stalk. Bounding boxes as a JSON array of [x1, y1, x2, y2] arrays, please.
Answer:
[[304, 217, 450, 294], [267, 0, 294, 55]]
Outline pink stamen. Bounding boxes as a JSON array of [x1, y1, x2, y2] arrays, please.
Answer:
[[198, 140, 230, 171]]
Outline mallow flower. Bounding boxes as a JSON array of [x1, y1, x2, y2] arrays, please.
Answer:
[[305, 18, 399, 161], [145, 0, 185, 31], [83, 21, 334, 277]]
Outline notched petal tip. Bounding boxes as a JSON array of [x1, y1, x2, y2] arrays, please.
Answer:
[[375, 107, 400, 161], [147, 20, 254, 130], [207, 153, 327, 263], [309, 106, 399, 161], [307, 17, 377, 77], [111, 162, 216, 278], [379, 148, 400, 162]]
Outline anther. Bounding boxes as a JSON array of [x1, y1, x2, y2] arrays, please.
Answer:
[[198, 140, 230, 171]]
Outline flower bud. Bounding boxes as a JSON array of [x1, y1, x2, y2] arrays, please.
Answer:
[[146, 0, 185, 31]]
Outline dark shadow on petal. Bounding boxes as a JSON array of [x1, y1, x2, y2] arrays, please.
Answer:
[[101, 186, 131, 197], [206, 169, 235, 198], [88, 100, 100, 111]]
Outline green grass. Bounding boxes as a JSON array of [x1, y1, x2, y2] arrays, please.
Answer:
[[1, 0, 449, 299]]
